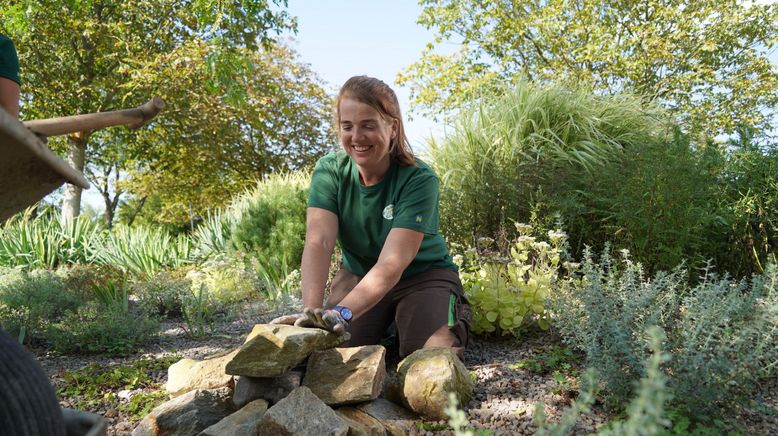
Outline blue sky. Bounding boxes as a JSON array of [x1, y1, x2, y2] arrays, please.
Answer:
[[284, 0, 445, 152]]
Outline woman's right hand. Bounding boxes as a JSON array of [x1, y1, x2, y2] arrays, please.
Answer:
[[269, 307, 349, 335]]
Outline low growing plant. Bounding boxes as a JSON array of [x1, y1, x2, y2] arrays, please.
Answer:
[[48, 302, 158, 355], [552, 248, 778, 420], [57, 355, 179, 417], [0, 269, 81, 343], [459, 223, 566, 336]]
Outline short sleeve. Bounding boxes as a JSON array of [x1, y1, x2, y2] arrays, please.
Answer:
[[307, 153, 339, 214], [0, 35, 20, 85], [392, 172, 439, 235]]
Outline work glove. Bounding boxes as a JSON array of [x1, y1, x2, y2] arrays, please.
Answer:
[[269, 307, 349, 335]]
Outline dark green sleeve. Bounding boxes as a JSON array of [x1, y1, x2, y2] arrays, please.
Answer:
[[0, 34, 20, 85], [392, 170, 440, 235], [307, 153, 339, 214]]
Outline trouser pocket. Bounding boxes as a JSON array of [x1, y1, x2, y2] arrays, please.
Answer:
[[448, 289, 472, 348]]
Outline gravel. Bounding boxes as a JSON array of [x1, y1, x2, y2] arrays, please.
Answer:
[[33, 306, 778, 436]]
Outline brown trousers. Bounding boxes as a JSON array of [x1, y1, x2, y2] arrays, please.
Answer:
[[324, 267, 471, 359]]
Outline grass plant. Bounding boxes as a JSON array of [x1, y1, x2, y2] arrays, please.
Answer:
[[429, 81, 667, 246]]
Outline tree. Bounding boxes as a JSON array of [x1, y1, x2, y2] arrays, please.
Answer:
[[0, 0, 296, 220], [120, 40, 333, 227], [398, 0, 778, 137]]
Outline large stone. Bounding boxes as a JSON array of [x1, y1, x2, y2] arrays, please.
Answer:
[[198, 399, 268, 436], [132, 387, 233, 436], [259, 386, 348, 436], [396, 347, 473, 420], [356, 399, 417, 436], [335, 407, 387, 436], [165, 349, 238, 398], [232, 371, 303, 407], [226, 324, 348, 377], [303, 345, 386, 405]]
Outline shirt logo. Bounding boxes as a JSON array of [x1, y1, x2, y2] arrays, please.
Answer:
[[415, 214, 423, 223], [382, 204, 394, 220]]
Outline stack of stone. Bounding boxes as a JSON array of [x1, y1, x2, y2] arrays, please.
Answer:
[[132, 324, 473, 436]]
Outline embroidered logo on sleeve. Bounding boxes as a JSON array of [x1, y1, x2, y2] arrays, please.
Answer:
[[415, 214, 423, 223], [382, 204, 394, 220]]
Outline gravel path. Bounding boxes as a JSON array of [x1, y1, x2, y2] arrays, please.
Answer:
[[34, 305, 778, 436]]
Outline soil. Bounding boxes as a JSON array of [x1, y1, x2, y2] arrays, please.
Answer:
[[32, 302, 778, 435]]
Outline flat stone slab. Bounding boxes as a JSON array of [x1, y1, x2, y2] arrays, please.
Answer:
[[199, 399, 268, 436], [166, 349, 238, 398], [303, 345, 386, 405], [335, 407, 387, 435], [259, 386, 348, 436], [132, 387, 233, 436], [226, 324, 348, 378], [356, 399, 417, 436]]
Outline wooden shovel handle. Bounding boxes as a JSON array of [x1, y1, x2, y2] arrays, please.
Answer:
[[23, 97, 165, 137]]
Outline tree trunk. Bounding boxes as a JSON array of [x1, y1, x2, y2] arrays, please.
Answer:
[[61, 132, 89, 222]]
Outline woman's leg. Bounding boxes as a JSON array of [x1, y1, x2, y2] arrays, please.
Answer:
[[393, 269, 471, 359]]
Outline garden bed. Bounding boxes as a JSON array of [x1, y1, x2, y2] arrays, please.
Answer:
[[32, 304, 778, 435]]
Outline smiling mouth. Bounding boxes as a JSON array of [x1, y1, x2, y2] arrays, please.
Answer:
[[352, 145, 371, 152]]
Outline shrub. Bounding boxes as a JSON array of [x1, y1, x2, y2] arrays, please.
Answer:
[[193, 172, 309, 269], [568, 129, 723, 273], [0, 269, 82, 343], [552, 248, 778, 418], [48, 302, 158, 355], [57, 263, 127, 302], [187, 254, 263, 306], [132, 270, 192, 318], [459, 223, 566, 336]]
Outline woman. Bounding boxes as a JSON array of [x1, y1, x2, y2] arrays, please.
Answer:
[[0, 33, 21, 118], [272, 76, 470, 359]]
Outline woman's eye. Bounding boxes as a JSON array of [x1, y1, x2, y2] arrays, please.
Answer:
[[341, 125, 352, 131]]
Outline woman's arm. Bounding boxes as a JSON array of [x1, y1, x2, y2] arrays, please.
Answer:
[[0, 76, 20, 119], [301, 207, 339, 308], [337, 227, 424, 319]]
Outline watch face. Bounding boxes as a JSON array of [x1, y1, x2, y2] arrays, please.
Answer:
[[336, 306, 353, 321]]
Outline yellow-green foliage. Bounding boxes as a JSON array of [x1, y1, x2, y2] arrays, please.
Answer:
[[460, 224, 566, 336]]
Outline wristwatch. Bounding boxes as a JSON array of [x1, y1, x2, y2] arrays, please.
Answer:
[[333, 305, 353, 324]]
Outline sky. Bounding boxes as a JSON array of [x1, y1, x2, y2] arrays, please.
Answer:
[[284, 0, 445, 152]]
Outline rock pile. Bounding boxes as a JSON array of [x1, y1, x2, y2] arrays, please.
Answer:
[[132, 324, 473, 435]]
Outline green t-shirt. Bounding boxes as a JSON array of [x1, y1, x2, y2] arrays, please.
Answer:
[[308, 150, 457, 278], [0, 34, 20, 85]]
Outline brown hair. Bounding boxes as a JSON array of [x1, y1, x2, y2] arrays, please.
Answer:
[[336, 75, 416, 167]]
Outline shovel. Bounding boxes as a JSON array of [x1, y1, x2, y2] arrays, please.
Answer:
[[0, 97, 165, 222]]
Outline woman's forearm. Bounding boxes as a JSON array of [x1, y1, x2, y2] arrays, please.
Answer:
[[338, 262, 403, 319], [300, 238, 335, 308]]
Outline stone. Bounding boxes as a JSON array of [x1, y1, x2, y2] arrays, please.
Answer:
[[226, 324, 348, 377], [303, 345, 386, 405], [166, 349, 238, 398], [198, 399, 268, 436], [232, 371, 303, 407], [132, 387, 233, 436], [396, 347, 474, 420], [259, 386, 348, 436], [356, 399, 417, 436], [335, 407, 387, 436]]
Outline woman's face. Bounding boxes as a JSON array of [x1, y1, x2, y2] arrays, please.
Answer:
[[339, 97, 397, 174]]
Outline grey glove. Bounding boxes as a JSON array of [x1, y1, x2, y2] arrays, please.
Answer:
[[269, 307, 349, 335]]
